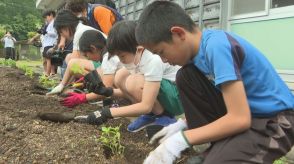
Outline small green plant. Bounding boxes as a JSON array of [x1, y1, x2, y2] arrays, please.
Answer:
[[17, 64, 34, 79], [274, 157, 288, 164], [96, 125, 125, 156], [38, 74, 58, 88], [24, 67, 34, 79], [3, 59, 16, 67], [17, 63, 28, 71], [71, 63, 85, 75], [0, 59, 5, 65]]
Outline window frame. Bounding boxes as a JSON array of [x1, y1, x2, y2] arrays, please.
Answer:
[[229, 0, 294, 23], [229, 0, 270, 20]]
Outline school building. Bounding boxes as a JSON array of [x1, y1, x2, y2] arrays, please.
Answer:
[[36, 0, 294, 92]]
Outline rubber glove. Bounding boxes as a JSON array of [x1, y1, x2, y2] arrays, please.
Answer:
[[84, 70, 113, 97], [144, 131, 190, 164], [46, 83, 64, 95], [150, 118, 188, 144], [60, 92, 87, 108], [74, 107, 113, 125]]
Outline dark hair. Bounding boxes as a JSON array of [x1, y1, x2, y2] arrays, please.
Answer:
[[42, 10, 56, 18], [135, 1, 197, 45], [89, 0, 116, 10], [54, 10, 80, 36], [107, 20, 138, 57], [79, 30, 106, 53], [105, 0, 116, 10], [65, 0, 88, 13]]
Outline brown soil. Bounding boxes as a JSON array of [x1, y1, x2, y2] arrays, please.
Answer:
[[0, 67, 194, 163]]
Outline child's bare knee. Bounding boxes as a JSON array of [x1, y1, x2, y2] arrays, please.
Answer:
[[114, 68, 129, 88], [125, 75, 144, 97]]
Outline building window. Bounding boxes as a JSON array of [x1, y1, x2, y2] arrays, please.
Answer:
[[230, 0, 294, 20], [231, 0, 267, 16], [271, 0, 294, 8]]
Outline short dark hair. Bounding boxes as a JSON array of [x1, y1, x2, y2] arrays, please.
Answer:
[[65, 0, 88, 13], [107, 20, 138, 57], [54, 9, 79, 36], [79, 30, 106, 53], [42, 10, 56, 18], [136, 1, 197, 45]]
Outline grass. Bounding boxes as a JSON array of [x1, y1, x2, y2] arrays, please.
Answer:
[[16, 60, 42, 68], [16, 59, 42, 73]]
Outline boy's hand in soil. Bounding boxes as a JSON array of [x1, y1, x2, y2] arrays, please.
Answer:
[[60, 92, 87, 108], [74, 107, 113, 125], [46, 83, 64, 95], [84, 70, 113, 97], [144, 131, 190, 164], [149, 118, 188, 144]]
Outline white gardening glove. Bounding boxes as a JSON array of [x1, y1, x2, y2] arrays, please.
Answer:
[[46, 83, 64, 95], [144, 131, 190, 164], [150, 118, 187, 144]]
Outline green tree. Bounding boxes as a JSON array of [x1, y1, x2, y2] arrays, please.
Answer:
[[0, 0, 42, 40]]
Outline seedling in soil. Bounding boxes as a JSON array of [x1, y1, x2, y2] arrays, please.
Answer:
[[2, 59, 16, 67], [0, 59, 4, 65], [38, 74, 58, 88], [71, 63, 86, 75], [24, 67, 34, 79], [17, 63, 28, 72], [96, 125, 125, 158], [274, 157, 288, 164]]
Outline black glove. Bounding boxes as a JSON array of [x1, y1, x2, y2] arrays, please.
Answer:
[[74, 107, 113, 125], [84, 70, 113, 97]]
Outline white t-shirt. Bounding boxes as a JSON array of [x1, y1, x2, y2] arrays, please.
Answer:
[[2, 37, 16, 48], [43, 20, 58, 47], [73, 23, 107, 51], [127, 49, 181, 82], [101, 53, 123, 75]]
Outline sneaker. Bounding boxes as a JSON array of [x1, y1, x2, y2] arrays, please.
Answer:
[[127, 114, 156, 132], [154, 115, 177, 127]]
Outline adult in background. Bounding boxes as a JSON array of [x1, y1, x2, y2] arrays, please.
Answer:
[[1, 31, 16, 60]]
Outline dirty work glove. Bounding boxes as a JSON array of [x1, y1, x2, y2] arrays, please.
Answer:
[[84, 70, 113, 97], [74, 107, 113, 125], [150, 118, 187, 144], [60, 92, 87, 108], [46, 83, 64, 95], [144, 131, 190, 164]]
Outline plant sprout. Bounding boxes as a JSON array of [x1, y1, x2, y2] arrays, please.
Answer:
[[38, 74, 58, 88], [97, 125, 125, 156], [24, 67, 34, 79]]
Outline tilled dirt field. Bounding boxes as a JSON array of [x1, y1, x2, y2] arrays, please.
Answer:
[[0, 67, 154, 163], [0, 67, 195, 164]]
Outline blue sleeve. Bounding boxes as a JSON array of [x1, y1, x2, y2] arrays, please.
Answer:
[[205, 32, 243, 87]]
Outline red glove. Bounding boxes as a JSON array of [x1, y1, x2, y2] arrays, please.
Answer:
[[60, 92, 87, 108]]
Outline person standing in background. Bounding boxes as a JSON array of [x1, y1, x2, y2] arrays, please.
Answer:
[[42, 10, 58, 77], [1, 31, 16, 60]]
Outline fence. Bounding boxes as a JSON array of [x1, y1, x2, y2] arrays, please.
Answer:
[[0, 43, 42, 61]]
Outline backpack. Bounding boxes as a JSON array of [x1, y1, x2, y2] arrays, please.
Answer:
[[87, 3, 123, 31]]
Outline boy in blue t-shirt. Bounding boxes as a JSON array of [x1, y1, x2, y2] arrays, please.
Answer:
[[136, 1, 294, 164]]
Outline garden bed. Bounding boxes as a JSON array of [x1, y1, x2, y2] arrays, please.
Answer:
[[0, 66, 193, 163]]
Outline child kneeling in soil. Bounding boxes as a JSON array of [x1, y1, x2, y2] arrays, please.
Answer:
[[46, 10, 107, 95], [134, 1, 294, 164], [75, 20, 184, 132], [61, 30, 122, 108]]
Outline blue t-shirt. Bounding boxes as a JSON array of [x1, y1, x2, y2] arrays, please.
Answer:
[[193, 30, 294, 117]]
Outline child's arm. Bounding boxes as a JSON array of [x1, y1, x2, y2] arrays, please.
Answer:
[[12, 37, 16, 42], [144, 81, 251, 163], [110, 81, 161, 117], [184, 80, 251, 145]]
